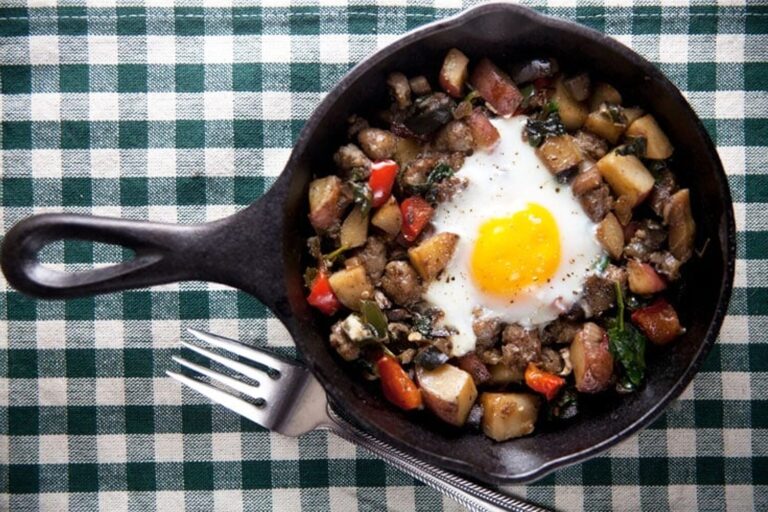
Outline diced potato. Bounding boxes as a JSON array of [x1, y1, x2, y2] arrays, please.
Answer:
[[308, 176, 344, 231], [536, 134, 584, 174], [409, 75, 431, 96], [596, 150, 655, 208], [631, 299, 682, 345], [596, 212, 624, 260], [387, 72, 411, 109], [613, 195, 634, 226], [340, 205, 368, 249], [371, 196, 402, 237], [439, 48, 470, 98], [466, 109, 500, 150], [664, 189, 696, 263], [417, 364, 478, 427], [487, 363, 524, 386], [552, 76, 588, 130], [570, 323, 613, 393], [393, 137, 421, 167], [622, 107, 645, 125], [563, 72, 591, 102], [627, 259, 667, 295], [328, 266, 374, 311], [408, 232, 459, 282], [470, 58, 523, 116], [589, 82, 622, 111], [584, 110, 625, 144], [480, 392, 540, 442], [625, 114, 673, 159]]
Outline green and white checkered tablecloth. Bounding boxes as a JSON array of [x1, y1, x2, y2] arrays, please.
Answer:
[[1, 1, 765, 510]]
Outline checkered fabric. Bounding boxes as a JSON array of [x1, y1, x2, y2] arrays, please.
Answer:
[[0, 1, 766, 510]]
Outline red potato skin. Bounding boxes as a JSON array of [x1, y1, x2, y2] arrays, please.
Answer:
[[439, 48, 470, 98], [631, 299, 683, 345], [627, 259, 667, 295], [571, 323, 614, 393], [457, 352, 492, 386], [465, 109, 500, 150], [470, 58, 523, 116]]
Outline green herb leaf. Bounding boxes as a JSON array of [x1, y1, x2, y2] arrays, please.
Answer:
[[607, 282, 647, 389], [408, 163, 455, 203], [322, 245, 348, 266], [617, 137, 647, 157], [519, 84, 535, 110], [544, 100, 559, 115], [525, 112, 566, 147], [351, 181, 372, 215], [360, 300, 389, 341], [546, 387, 579, 422], [594, 255, 609, 273], [412, 312, 434, 337]]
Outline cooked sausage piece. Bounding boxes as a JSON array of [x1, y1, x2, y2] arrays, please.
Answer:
[[573, 130, 609, 160], [381, 261, 422, 306], [581, 275, 615, 318], [357, 128, 398, 160], [624, 219, 667, 261], [329, 321, 360, 361], [334, 143, 371, 173], [401, 157, 437, 189], [649, 250, 683, 281], [472, 313, 502, 349], [501, 324, 542, 373], [539, 347, 564, 375], [542, 318, 582, 345], [579, 183, 612, 222], [434, 120, 474, 153], [356, 236, 387, 283], [648, 168, 678, 218]]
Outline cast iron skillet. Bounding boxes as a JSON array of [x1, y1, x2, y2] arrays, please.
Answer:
[[1, 4, 735, 483]]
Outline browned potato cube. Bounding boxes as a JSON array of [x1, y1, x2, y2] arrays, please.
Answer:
[[340, 205, 368, 249], [570, 323, 613, 393], [480, 392, 540, 442], [487, 363, 524, 386], [584, 110, 626, 144], [439, 48, 470, 98], [622, 107, 645, 125], [417, 364, 478, 427], [664, 189, 696, 262], [408, 232, 459, 282], [536, 134, 584, 174], [626, 114, 674, 160], [328, 266, 374, 311], [596, 212, 624, 259], [371, 196, 402, 237], [552, 76, 588, 130], [589, 82, 622, 111], [308, 176, 344, 231], [596, 150, 655, 208]]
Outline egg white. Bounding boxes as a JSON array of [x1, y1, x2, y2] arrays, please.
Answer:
[[424, 116, 605, 356]]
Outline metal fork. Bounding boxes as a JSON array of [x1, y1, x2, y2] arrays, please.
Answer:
[[167, 329, 548, 512]]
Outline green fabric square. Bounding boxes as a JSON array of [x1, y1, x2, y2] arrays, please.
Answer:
[[125, 405, 155, 434], [233, 63, 262, 91], [754, 458, 768, 484], [179, 291, 209, 319], [0, 9, 29, 37], [632, 7, 661, 34], [176, 120, 205, 148], [184, 462, 214, 490], [9, 465, 39, 494], [122, 291, 152, 320], [9, 407, 38, 435], [176, 177, 206, 205], [700, 344, 721, 372], [66, 349, 96, 378], [299, 459, 329, 487], [68, 406, 98, 435], [582, 458, 611, 485], [1, 66, 31, 94], [290, 63, 320, 92], [639, 457, 668, 485], [61, 121, 90, 149], [69, 464, 99, 492], [182, 404, 212, 433], [6, 292, 37, 320], [745, 119, 768, 147], [233, 120, 263, 148], [58, 7, 88, 35], [119, 121, 149, 149], [237, 293, 266, 318], [746, 175, 768, 202], [356, 459, 386, 486], [3, 122, 32, 149], [687, 63, 717, 92], [746, 232, 768, 259], [176, 64, 205, 92], [127, 463, 156, 491], [405, 7, 435, 30], [118, 64, 148, 92], [689, 6, 718, 34], [59, 65, 89, 92], [232, 7, 262, 34], [175, 8, 205, 35], [117, 7, 146, 35], [9, 349, 37, 378], [748, 287, 768, 315], [348, 7, 377, 34], [120, 178, 149, 207], [750, 344, 767, 372], [124, 348, 154, 377], [62, 177, 93, 206], [696, 457, 725, 485], [289, 7, 320, 35], [63, 239, 93, 263], [753, 400, 768, 428], [3, 177, 33, 206], [695, 400, 723, 428], [233, 176, 263, 206], [242, 461, 272, 488], [745, 63, 768, 91], [65, 297, 96, 320]]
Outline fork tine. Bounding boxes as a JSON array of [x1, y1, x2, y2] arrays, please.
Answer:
[[166, 371, 272, 428], [186, 328, 295, 374], [180, 341, 278, 396], [172, 356, 262, 401]]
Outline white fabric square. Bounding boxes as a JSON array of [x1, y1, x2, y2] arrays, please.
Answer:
[[35, 320, 65, 349], [31, 150, 62, 178], [204, 148, 235, 177], [149, 319, 181, 348], [329, 487, 358, 512], [31, 93, 61, 121], [97, 434, 128, 463], [38, 493, 68, 511], [734, 257, 747, 288], [270, 489, 301, 511], [659, 35, 689, 63], [156, 492, 185, 510], [327, 435, 357, 459], [715, 90, 745, 119], [99, 492, 129, 512], [725, 485, 754, 512], [320, 35, 349, 64], [29, 36, 59, 65], [214, 490, 243, 512], [667, 485, 698, 511], [38, 378, 68, 406], [154, 376, 183, 406], [94, 320, 125, 348], [96, 378, 126, 405], [263, 147, 291, 177], [146, 148, 177, 178], [261, 35, 291, 63], [39, 435, 69, 464], [212, 432, 242, 461], [386, 487, 415, 511], [666, 428, 697, 457], [717, 145, 745, 176], [267, 317, 293, 347], [207, 319, 240, 342], [204, 91, 234, 120], [719, 315, 748, 344], [89, 36, 119, 64], [723, 429, 752, 457], [147, 92, 176, 121], [611, 486, 642, 512], [154, 434, 184, 462], [90, 149, 121, 178], [717, 34, 745, 63], [609, 434, 639, 457], [89, 92, 120, 121], [555, 486, 584, 512], [146, 36, 176, 64], [203, 0, 233, 6], [261, 92, 291, 120], [205, 36, 234, 64], [721, 371, 750, 400], [270, 434, 300, 460]]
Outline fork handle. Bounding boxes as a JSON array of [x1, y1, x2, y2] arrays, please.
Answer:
[[324, 408, 549, 512]]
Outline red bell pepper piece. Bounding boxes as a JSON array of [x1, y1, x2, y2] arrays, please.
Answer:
[[400, 196, 434, 242], [376, 355, 422, 411], [524, 363, 565, 401], [306, 271, 341, 316], [631, 298, 682, 346], [369, 160, 399, 208]]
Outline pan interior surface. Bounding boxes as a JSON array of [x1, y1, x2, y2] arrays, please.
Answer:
[[276, 5, 734, 483]]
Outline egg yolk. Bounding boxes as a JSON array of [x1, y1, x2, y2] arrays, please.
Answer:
[[470, 203, 561, 298]]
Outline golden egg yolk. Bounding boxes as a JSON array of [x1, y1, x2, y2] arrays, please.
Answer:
[[470, 203, 561, 298]]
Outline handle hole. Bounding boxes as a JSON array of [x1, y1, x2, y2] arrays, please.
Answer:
[[38, 240, 136, 271]]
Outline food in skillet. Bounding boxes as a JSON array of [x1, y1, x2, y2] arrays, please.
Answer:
[[303, 50, 696, 441]]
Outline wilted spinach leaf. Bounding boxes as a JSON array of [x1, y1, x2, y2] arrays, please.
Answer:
[[525, 112, 566, 147], [607, 282, 647, 390]]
